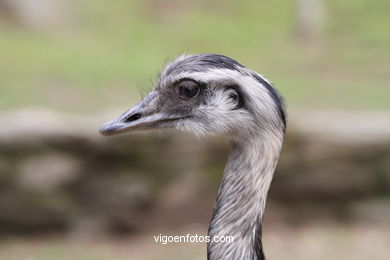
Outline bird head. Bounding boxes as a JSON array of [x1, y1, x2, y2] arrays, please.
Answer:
[[100, 54, 285, 138]]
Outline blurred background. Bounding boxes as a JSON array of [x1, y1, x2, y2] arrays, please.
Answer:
[[0, 0, 389, 259]]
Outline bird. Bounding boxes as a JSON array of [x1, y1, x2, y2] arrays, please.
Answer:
[[100, 54, 286, 260]]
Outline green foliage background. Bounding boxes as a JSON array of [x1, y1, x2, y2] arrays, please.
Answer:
[[1, 0, 389, 112]]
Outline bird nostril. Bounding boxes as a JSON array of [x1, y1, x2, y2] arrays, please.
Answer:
[[124, 113, 142, 123]]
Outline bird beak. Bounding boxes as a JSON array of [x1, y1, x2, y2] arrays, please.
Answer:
[[99, 91, 183, 136]]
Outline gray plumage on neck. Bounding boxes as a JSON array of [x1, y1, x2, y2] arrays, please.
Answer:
[[208, 127, 283, 260], [100, 54, 286, 260]]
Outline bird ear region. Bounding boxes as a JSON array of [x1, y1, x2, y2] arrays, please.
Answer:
[[225, 87, 243, 110]]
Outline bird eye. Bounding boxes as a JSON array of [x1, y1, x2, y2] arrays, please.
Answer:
[[177, 81, 200, 100]]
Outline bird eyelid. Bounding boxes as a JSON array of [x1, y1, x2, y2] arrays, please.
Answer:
[[173, 77, 202, 86]]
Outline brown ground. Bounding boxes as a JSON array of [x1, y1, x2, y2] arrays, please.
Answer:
[[1, 222, 389, 260]]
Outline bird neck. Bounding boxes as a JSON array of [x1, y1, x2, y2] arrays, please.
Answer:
[[207, 130, 283, 260]]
